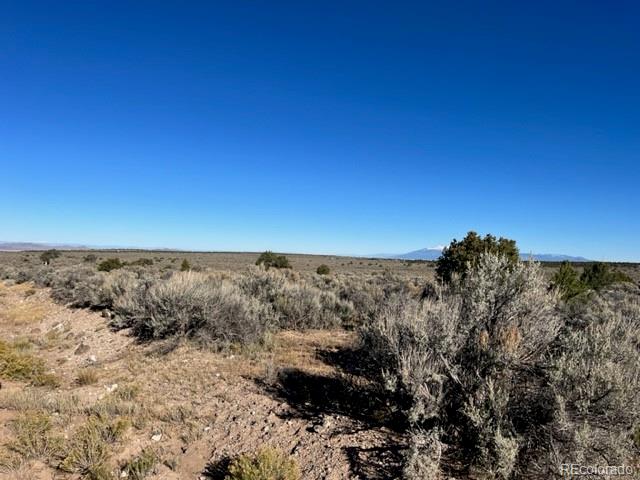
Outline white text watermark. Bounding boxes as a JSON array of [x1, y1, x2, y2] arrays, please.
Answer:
[[560, 464, 635, 477]]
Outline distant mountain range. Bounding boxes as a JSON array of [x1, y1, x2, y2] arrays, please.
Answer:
[[371, 247, 590, 262], [0, 242, 177, 252], [0, 241, 91, 251]]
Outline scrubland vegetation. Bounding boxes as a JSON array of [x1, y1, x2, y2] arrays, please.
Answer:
[[0, 238, 638, 479]]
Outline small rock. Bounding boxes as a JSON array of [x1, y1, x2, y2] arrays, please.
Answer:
[[87, 355, 97, 364], [203, 426, 211, 432], [151, 433, 162, 442], [74, 343, 90, 355], [309, 415, 333, 434], [120, 470, 129, 478], [105, 384, 118, 393]]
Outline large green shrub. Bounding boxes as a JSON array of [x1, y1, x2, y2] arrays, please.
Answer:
[[316, 264, 330, 275], [97, 258, 125, 272], [435, 231, 518, 283], [580, 262, 632, 290], [39, 249, 61, 264], [552, 261, 631, 300], [256, 251, 291, 270], [129, 258, 153, 267], [551, 261, 586, 299]]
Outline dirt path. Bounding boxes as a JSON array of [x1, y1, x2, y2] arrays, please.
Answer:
[[0, 281, 401, 479]]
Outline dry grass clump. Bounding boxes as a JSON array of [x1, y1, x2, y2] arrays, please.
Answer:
[[360, 254, 640, 479], [0, 389, 83, 414], [0, 302, 47, 325], [87, 394, 141, 420], [225, 448, 301, 480], [76, 367, 100, 385], [120, 449, 158, 480], [7, 412, 63, 462], [0, 447, 24, 475], [114, 383, 141, 401], [60, 416, 128, 478], [0, 340, 60, 387]]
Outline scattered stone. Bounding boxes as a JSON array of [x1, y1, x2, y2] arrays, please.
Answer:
[[105, 383, 118, 393], [74, 343, 90, 355], [120, 470, 129, 478], [151, 433, 162, 442], [309, 415, 333, 434], [87, 355, 97, 364]]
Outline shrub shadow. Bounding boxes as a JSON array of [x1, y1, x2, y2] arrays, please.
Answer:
[[201, 456, 232, 479], [265, 366, 400, 428], [317, 344, 378, 380], [345, 444, 404, 480], [256, 344, 407, 477]]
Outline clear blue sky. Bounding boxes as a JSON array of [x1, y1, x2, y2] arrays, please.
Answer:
[[1, 1, 638, 261]]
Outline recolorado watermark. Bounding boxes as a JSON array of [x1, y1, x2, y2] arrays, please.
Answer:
[[559, 464, 635, 477]]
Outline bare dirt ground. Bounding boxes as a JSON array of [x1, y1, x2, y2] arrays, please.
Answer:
[[0, 281, 402, 479]]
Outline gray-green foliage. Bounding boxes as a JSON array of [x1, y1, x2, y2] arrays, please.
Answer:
[[237, 267, 351, 330], [361, 254, 640, 479], [128, 272, 273, 346]]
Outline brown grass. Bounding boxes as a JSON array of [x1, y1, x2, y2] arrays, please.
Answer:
[[0, 340, 60, 387], [0, 302, 47, 325], [7, 412, 63, 462], [76, 368, 100, 385]]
